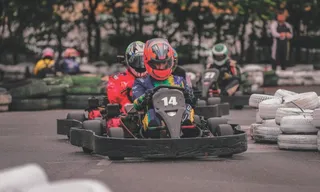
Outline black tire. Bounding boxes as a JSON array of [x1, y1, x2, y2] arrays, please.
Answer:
[[83, 120, 102, 136], [233, 105, 244, 110], [207, 117, 228, 136], [10, 98, 48, 111], [196, 99, 206, 107], [216, 124, 234, 136], [207, 97, 221, 105], [108, 127, 125, 160], [66, 112, 86, 122], [109, 127, 124, 138], [82, 147, 93, 154], [9, 79, 49, 99]]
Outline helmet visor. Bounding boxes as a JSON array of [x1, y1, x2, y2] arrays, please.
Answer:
[[148, 58, 173, 70], [213, 54, 226, 62], [128, 54, 145, 68]]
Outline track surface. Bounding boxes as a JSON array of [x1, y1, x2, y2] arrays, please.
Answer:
[[1, 108, 320, 192]]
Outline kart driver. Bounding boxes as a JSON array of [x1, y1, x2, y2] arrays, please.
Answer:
[[132, 38, 196, 131], [206, 43, 241, 96], [106, 41, 147, 128], [33, 48, 56, 78], [171, 49, 193, 88], [58, 48, 80, 74]]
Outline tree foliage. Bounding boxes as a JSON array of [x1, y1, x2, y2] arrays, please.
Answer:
[[1, 0, 320, 64]]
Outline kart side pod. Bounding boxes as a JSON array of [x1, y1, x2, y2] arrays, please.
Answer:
[[152, 88, 186, 138]]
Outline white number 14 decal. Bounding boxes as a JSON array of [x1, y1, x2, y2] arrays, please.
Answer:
[[162, 96, 178, 106]]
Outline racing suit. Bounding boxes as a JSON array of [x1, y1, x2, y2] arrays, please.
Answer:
[[33, 58, 55, 78], [106, 69, 135, 128], [59, 58, 80, 74], [172, 66, 193, 88], [270, 20, 293, 70], [132, 75, 195, 131], [207, 59, 241, 96]]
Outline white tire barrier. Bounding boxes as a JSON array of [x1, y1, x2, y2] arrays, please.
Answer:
[[317, 131, 320, 152], [312, 109, 320, 128], [275, 108, 313, 125], [0, 164, 48, 191], [274, 89, 297, 98], [259, 98, 284, 120], [26, 179, 112, 192], [278, 134, 318, 151], [256, 111, 263, 123], [249, 94, 276, 108], [251, 121, 281, 143], [283, 92, 319, 110], [280, 115, 318, 134]]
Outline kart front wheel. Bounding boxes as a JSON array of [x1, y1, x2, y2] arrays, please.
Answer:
[[83, 120, 102, 136], [207, 97, 221, 105], [67, 112, 86, 122], [216, 124, 234, 136], [108, 127, 125, 161], [207, 117, 228, 136], [82, 147, 93, 154]]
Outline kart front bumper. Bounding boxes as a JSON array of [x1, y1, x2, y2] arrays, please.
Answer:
[[70, 126, 247, 158], [57, 119, 83, 137]]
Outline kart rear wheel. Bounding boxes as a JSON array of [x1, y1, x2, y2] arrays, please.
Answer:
[[207, 97, 221, 105], [67, 112, 86, 122], [83, 120, 102, 136], [196, 99, 206, 107], [216, 124, 234, 136], [108, 127, 125, 161], [207, 117, 228, 136]]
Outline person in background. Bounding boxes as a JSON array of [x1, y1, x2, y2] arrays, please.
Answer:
[[206, 43, 241, 96], [59, 48, 80, 74], [270, 8, 293, 71], [33, 48, 55, 78]]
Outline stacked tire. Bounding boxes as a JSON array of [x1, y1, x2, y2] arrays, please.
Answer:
[[65, 75, 105, 109], [43, 76, 73, 109], [0, 88, 12, 112], [249, 92, 282, 143], [249, 89, 320, 151], [7, 79, 50, 111]]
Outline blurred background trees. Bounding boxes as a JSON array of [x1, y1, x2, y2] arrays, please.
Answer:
[[1, 0, 320, 65]]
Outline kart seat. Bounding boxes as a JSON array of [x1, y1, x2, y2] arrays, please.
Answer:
[[106, 104, 121, 118], [124, 104, 137, 114]]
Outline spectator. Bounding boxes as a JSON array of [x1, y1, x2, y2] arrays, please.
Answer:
[[270, 9, 293, 71]]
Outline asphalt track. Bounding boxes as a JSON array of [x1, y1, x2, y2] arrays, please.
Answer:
[[1, 86, 320, 192]]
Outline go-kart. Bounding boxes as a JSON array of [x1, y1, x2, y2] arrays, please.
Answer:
[[68, 85, 247, 160], [57, 96, 105, 139], [57, 86, 230, 139], [197, 68, 253, 109]]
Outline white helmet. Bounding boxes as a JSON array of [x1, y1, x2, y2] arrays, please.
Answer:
[[211, 43, 228, 66]]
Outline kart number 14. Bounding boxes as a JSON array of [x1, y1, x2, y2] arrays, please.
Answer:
[[162, 96, 178, 106]]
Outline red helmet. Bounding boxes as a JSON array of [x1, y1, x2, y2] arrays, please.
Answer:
[[63, 48, 78, 58], [144, 38, 174, 80], [42, 48, 54, 58]]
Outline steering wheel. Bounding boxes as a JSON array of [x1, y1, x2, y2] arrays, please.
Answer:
[[152, 85, 185, 93]]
